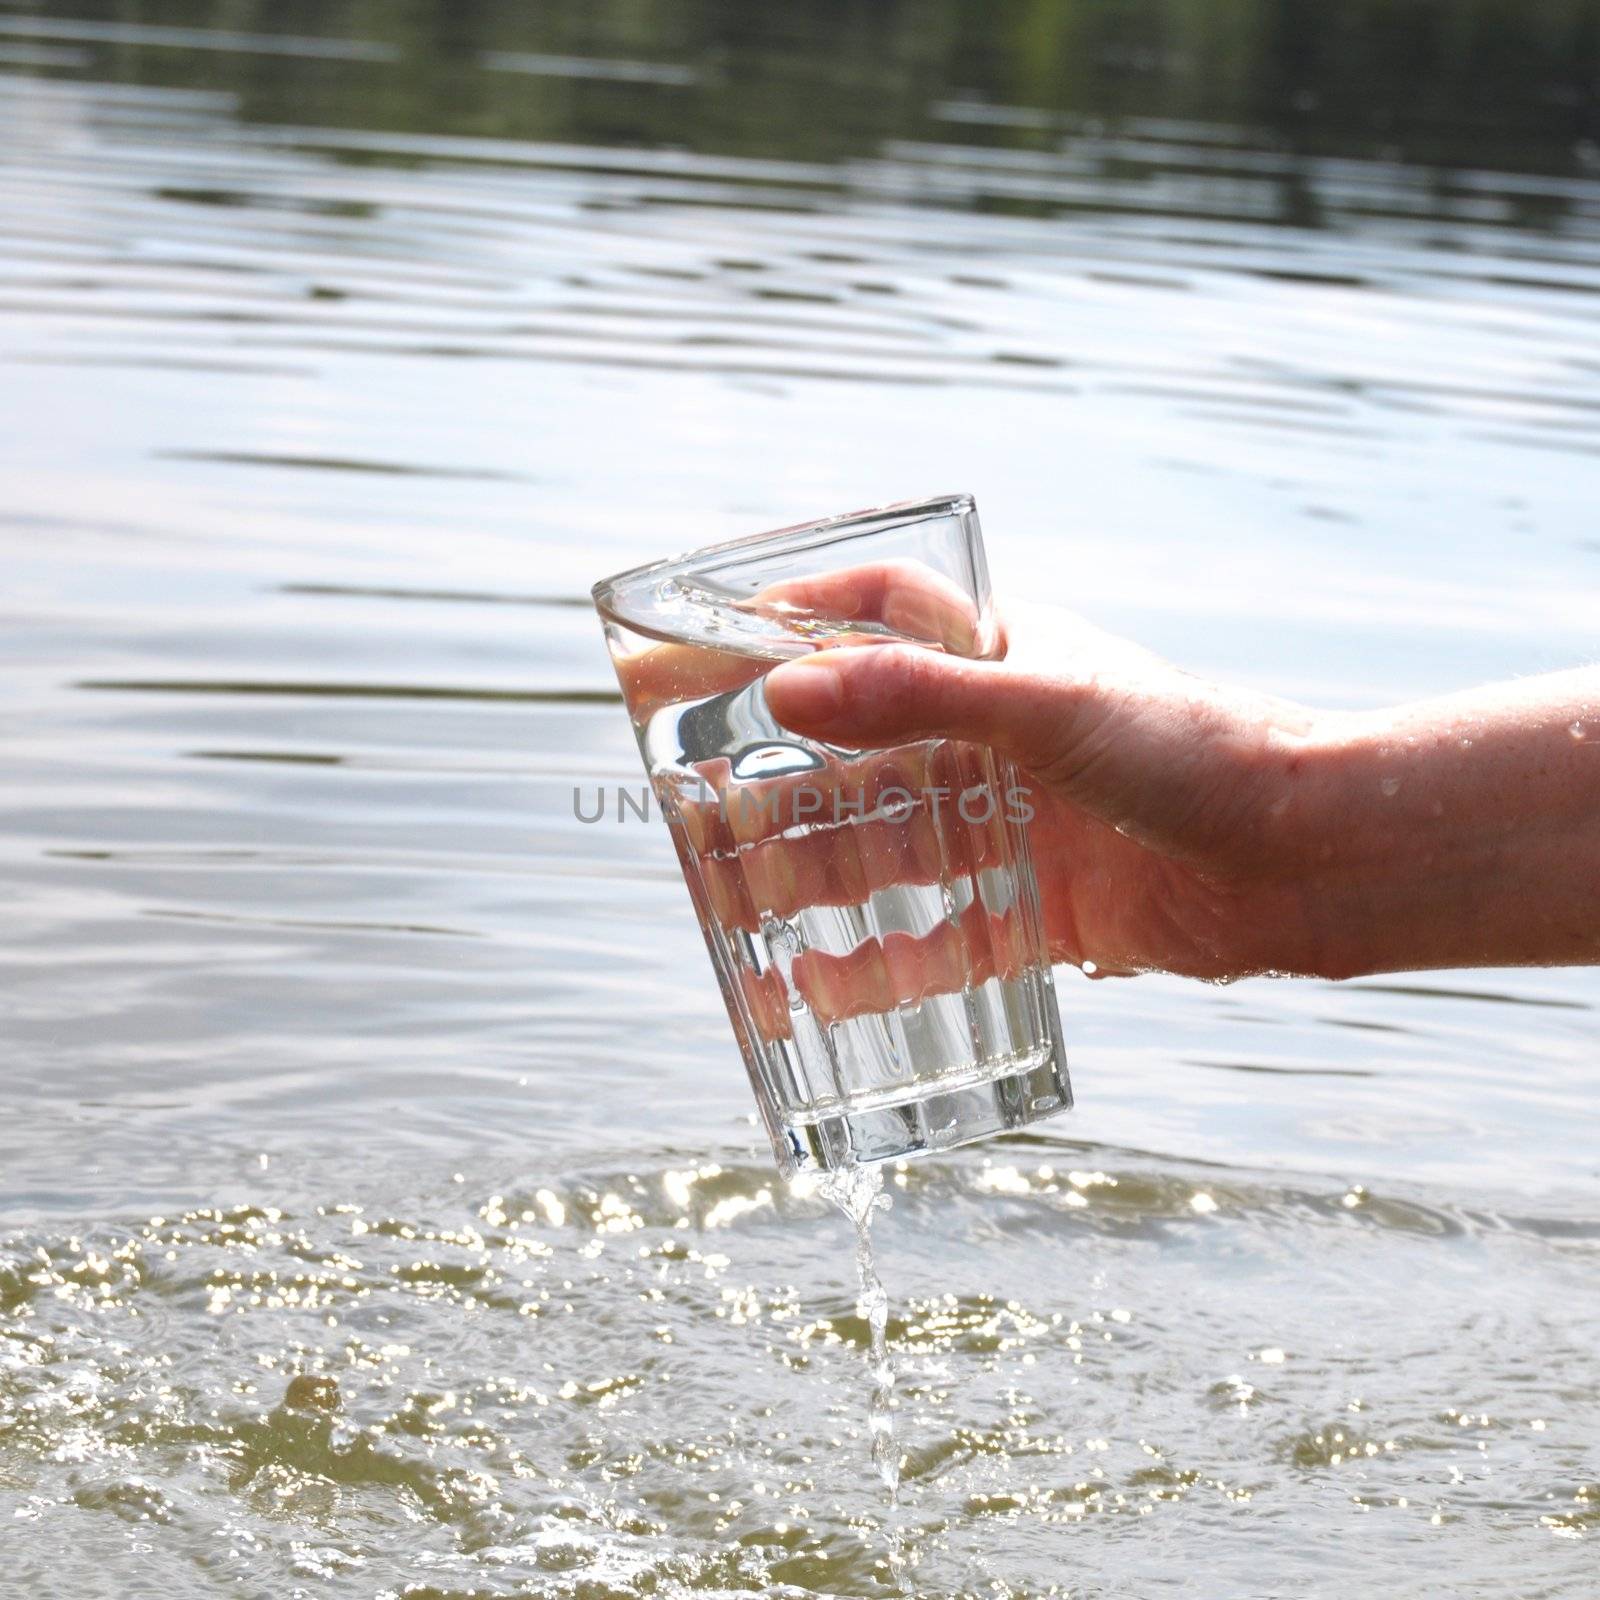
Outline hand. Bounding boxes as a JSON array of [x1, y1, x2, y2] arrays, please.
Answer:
[[767, 599, 1600, 981], [614, 560, 1600, 988], [766, 601, 1326, 981]]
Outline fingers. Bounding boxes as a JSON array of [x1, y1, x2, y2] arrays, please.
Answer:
[[765, 644, 1077, 781], [722, 905, 1036, 1040], [792, 901, 1033, 1026], [660, 739, 1033, 1043], [606, 560, 1000, 721], [764, 637, 1268, 867], [755, 560, 998, 658], [700, 786, 1006, 931], [675, 739, 1008, 848], [738, 961, 793, 1043], [671, 743, 1017, 932]]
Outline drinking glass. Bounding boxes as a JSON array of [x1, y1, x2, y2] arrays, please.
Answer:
[[593, 494, 1070, 1175]]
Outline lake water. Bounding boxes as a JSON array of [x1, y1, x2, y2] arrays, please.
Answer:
[[1, 4, 1598, 1595]]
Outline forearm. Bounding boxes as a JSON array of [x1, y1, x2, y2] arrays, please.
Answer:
[[1284, 670, 1600, 978]]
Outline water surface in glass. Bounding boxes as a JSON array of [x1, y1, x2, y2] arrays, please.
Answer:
[[1, 4, 1598, 1596]]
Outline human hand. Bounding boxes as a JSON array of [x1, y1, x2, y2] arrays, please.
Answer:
[[764, 598, 1327, 982], [618, 561, 1600, 991]]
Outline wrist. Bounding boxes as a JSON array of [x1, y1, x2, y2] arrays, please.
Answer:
[[1235, 709, 1380, 980], [1281, 709, 1404, 980]]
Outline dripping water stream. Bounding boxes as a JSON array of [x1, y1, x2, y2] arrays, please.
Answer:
[[815, 1163, 910, 1587]]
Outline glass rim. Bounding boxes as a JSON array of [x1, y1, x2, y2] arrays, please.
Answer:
[[590, 491, 974, 619]]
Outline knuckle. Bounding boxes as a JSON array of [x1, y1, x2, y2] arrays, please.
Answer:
[[876, 644, 938, 728]]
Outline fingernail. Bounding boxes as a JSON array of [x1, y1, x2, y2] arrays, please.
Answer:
[[767, 656, 844, 726]]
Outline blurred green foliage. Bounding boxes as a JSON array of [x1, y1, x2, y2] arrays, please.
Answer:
[[14, 0, 1600, 169]]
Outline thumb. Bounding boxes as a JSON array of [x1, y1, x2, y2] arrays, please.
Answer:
[[764, 643, 1260, 857], [766, 645, 1075, 778]]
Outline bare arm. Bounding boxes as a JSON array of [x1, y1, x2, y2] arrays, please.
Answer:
[[1283, 670, 1600, 977]]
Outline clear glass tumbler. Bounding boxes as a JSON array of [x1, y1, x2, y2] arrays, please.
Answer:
[[593, 494, 1070, 1175]]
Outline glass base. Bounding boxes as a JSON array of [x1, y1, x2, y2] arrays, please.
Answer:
[[774, 1045, 1071, 1175]]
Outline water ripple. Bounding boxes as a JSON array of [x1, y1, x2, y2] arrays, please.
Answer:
[[3, 16, 1600, 1595]]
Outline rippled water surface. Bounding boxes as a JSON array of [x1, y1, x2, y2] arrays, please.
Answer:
[[2, 4, 1599, 1595]]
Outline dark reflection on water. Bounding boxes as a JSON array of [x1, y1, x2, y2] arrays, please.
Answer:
[[1, 3, 1599, 1596], [7, 0, 1600, 177], [77, 679, 625, 702]]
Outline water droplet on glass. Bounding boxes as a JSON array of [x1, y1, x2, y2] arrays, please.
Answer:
[[1379, 777, 1401, 798], [1570, 722, 1586, 741], [1081, 959, 1098, 976]]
